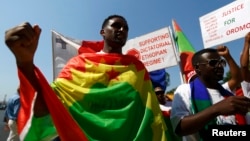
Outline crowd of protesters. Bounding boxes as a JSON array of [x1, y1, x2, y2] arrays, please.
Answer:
[[2, 12, 250, 141]]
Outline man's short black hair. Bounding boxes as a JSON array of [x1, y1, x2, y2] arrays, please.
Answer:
[[192, 48, 217, 67], [101, 14, 128, 29]]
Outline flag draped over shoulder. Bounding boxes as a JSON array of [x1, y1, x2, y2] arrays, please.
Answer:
[[52, 30, 104, 79], [17, 31, 167, 141], [172, 20, 196, 83], [18, 67, 88, 141]]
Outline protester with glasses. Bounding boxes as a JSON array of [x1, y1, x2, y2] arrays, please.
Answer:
[[170, 46, 250, 141], [155, 86, 171, 110], [240, 32, 250, 124]]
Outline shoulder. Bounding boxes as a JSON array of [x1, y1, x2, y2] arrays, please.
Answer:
[[175, 83, 191, 93], [173, 83, 191, 101], [8, 93, 19, 101]]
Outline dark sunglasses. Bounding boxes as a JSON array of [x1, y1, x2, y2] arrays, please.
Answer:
[[197, 59, 226, 67], [155, 91, 165, 95]]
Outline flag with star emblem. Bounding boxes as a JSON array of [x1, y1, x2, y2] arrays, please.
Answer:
[[17, 31, 168, 141]]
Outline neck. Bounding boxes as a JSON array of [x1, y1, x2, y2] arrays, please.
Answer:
[[102, 46, 122, 54], [199, 78, 219, 89]]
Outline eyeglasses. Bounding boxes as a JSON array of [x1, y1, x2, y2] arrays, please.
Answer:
[[197, 59, 226, 67], [155, 91, 165, 95]]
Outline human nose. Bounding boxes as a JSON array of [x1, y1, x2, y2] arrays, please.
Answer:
[[119, 26, 128, 32], [119, 27, 124, 31]]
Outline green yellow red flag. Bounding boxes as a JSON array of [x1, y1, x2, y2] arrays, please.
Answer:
[[17, 52, 168, 140], [172, 19, 196, 83]]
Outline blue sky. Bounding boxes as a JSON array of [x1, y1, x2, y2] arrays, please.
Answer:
[[0, 0, 242, 100]]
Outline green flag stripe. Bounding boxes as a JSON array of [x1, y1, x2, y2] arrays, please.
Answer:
[[176, 31, 196, 53], [68, 82, 155, 141]]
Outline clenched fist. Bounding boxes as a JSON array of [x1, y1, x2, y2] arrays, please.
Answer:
[[5, 22, 41, 66]]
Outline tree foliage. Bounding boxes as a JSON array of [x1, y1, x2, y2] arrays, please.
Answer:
[[222, 71, 231, 83]]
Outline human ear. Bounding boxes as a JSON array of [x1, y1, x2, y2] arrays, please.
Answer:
[[194, 65, 201, 74], [100, 29, 104, 36]]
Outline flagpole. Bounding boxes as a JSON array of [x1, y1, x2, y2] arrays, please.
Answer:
[[169, 24, 186, 84], [51, 30, 56, 80], [170, 19, 186, 84]]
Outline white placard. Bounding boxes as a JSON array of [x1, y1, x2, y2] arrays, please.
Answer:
[[123, 26, 178, 72], [199, 0, 250, 48]]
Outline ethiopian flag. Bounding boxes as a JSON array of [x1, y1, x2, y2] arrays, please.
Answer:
[[172, 19, 196, 83], [17, 52, 167, 140]]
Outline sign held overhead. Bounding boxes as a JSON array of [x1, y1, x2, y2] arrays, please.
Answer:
[[199, 0, 250, 48]]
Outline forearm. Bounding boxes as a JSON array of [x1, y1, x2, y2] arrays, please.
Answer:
[[225, 54, 242, 90], [176, 106, 218, 136], [17, 61, 49, 117], [226, 54, 240, 77], [241, 41, 250, 81]]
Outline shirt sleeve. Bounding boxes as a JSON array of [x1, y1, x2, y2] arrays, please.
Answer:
[[170, 84, 192, 132], [12, 98, 20, 120], [241, 81, 250, 98]]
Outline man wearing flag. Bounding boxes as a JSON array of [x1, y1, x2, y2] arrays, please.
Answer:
[[4, 15, 167, 141]]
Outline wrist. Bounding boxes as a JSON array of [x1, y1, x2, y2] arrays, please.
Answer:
[[16, 60, 34, 68], [223, 54, 232, 61]]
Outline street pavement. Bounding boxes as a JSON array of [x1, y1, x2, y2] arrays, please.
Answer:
[[0, 110, 9, 141]]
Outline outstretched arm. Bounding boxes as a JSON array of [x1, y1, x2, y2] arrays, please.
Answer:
[[241, 32, 250, 82], [5, 22, 49, 117], [217, 46, 242, 91]]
